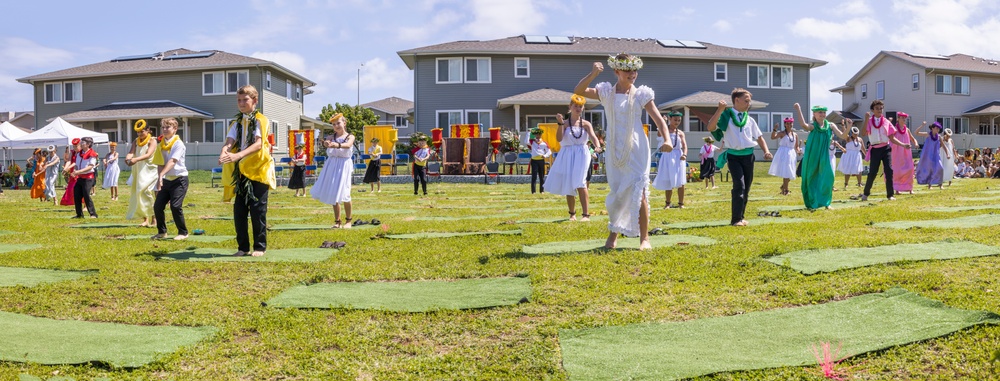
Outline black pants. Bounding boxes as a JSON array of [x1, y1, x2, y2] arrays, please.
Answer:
[[413, 163, 427, 195], [74, 176, 97, 217], [727, 153, 754, 225], [155, 176, 189, 236], [530, 159, 546, 193], [864, 145, 894, 198], [234, 179, 269, 252]]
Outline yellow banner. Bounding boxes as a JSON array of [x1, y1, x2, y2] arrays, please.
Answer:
[[363, 125, 398, 175], [538, 123, 560, 153]]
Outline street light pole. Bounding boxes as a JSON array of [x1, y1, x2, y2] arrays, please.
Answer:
[[357, 63, 364, 106]]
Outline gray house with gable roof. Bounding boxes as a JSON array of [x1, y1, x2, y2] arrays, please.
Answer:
[[16, 48, 328, 169], [397, 35, 825, 154]]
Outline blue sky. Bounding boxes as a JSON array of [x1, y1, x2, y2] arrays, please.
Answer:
[[2, 0, 999, 119]]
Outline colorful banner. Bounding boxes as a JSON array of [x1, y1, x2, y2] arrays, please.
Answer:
[[363, 125, 399, 175], [450, 124, 481, 138], [431, 128, 443, 150], [287, 130, 315, 165]]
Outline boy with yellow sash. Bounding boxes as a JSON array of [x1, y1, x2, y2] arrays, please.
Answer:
[[219, 85, 276, 257]]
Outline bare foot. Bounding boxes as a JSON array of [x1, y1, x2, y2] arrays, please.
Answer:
[[173, 235, 188, 240], [579, 215, 590, 222], [569, 214, 577, 222], [638, 239, 652, 250], [250, 251, 265, 257], [733, 220, 749, 227], [604, 234, 618, 249]]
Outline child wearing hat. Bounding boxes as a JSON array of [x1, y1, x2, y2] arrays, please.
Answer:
[[70, 137, 99, 218], [527, 127, 551, 194], [287, 144, 308, 196], [652, 111, 687, 208], [838, 124, 865, 189], [768, 116, 799, 196], [102, 142, 120, 200], [940, 128, 956, 186], [890, 112, 919, 194], [914, 121, 944, 188], [699, 137, 719, 189], [362, 138, 382, 193], [794, 103, 848, 210]]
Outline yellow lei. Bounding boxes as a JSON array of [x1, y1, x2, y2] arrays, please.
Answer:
[[153, 135, 178, 166], [136, 134, 151, 148], [221, 111, 275, 201]]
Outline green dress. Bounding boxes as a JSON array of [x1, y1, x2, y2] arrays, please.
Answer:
[[800, 120, 834, 209]]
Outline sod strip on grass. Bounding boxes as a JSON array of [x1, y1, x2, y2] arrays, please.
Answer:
[[874, 214, 1000, 229], [559, 288, 1000, 381], [267, 277, 531, 312], [764, 240, 1000, 275], [68, 223, 139, 229], [664, 218, 807, 229], [409, 214, 517, 221], [514, 216, 609, 224], [0, 244, 42, 254], [0, 311, 216, 368], [115, 235, 236, 243], [159, 247, 335, 262], [521, 235, 717, 255], [928, 205, 1000, 212], [0, 267, 95, 287], [0, 230, 15, 235], [268, 223, 376, 231], [200, 216, 305, 221], [383, 229, 522, 239], [755, 201, 871, 212]]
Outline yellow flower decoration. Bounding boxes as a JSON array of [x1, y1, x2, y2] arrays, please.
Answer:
[[570, 94, 587, 106]]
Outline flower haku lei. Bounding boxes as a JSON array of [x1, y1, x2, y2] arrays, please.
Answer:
[[607, 54, 643, 71]]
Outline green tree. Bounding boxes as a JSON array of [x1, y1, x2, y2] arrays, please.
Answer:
[[317, 103, 378, 144]]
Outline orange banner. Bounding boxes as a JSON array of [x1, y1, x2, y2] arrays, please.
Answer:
[[450, 124, 481, 138]]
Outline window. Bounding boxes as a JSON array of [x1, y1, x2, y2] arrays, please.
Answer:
[[436, 110, 462, 128], [956, 117, 970, 134], [935, 117, 953, 133], [102, 129, 118, 144], [226, 70, 249, 94], [861, 84, 868, 98], [749, 112, 769, 133], [394, 115, 408, 128], [583, 111, 605, 132], [936, 75, 952, 94], [876, 81, 885, 100], [271, 121, 279, 140], [294, 84, 302, 101], [265, 71, 271, 90], [286, 80, 293, 101], [43, 83, 63, 104], [203, 120, 226, 143], [436, 58, 462, 84], [63, 81, 82, 103], [912, 74, 920, 90], [466, 110, 492, 127], [771, 113, 792, 133], [747, 65, 769, 88], [954, 76, 970, 95], [514, 57, 530, 78], [465, 57, 491, 83], [771, 65, 793, 89], [203, 72, 224, 95], [715, 62, 727, 82]]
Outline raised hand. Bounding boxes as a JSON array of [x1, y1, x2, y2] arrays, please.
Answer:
[[555, 113, 565, 125], [793, 103, 801, 111], [717, 100, 728, 110], [592, 62, 604, 74]]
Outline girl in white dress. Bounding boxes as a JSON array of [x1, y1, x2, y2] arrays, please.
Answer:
[[652, 111, 687, 208], [310, 114, 355, 228], [574, 54, 671, 250], [125, 120, 157, 227], [829, 140, 844, 190], [838, 126, 865, 189], [941, 128, 956, 186], [545, 94, 602, 221], [768, 118, 799, 195], [102, 142, 120, 200]]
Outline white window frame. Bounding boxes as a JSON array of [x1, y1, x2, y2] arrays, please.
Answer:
[[583, 110, 605, 132], [714, 62, 728, 82], [876, 80, 885, 100], [935, 116, 953, 133], [295, 84, 302, 101], [956, 117, 970, 134], [954, 75, 970, 95], [202, 71, 225, 96], [43, 82, 63, 104], [270, 121, 278, 142], [936, 74, 953, 94], [203, 119, 227, 143], [465, 109, 492, 128], [225, 70, 249, 94], [861, 83, 868, 99], [464, 57, 492, 84], [436, 110, 463, 129], [394, 115, 409, 128], [747, 64, 770, 89], [63, 80, 83, 103], [436, 58, 462, 84], [770, 65, 793, 89], [912, 74, 920, 90], [770, 112, 793, 133], [749, 112, 770, 133], [286, 80, 293, 101], [102, 128, 118, 144], [265, 71, 272, 90], [514, 57, 530, 78]]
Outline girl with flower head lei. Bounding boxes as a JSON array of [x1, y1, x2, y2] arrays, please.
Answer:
[[545, 94, 602, 221], [311, 113, 355, 228], [890, 112, 920, 194], [574, 53, 669, 249], [125, 119, 158, 227], [914, 121, 944, 189], [102, 142, 120, 201], [707, 89, 773, 226], [838, 123, 865, 189], [652, 111, 687, 208], [794, 103, 848, 210], [940, 128, 956, 186], [768, 116, 800, 196]]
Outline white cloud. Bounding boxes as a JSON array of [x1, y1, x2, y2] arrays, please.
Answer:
[[818, 52, 843, 66], [841, 0, 872, 15], [713, 20, 732, 33], [809, 76, 843, 110], [790, 17, 882, 42], [396, 9, 463, 42], [461, 0, 547, 39], [251, 51, 308, 76], [768, 43, 789, 54], [0, 38, 74, 70], [347, 58, 412, 93], [888, 0, 1000, 57]]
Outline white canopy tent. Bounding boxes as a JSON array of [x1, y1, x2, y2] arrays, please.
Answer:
[[9, 117, 108, 149], [0, 121, 30, 168]]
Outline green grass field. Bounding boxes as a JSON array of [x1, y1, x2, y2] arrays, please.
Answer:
[[2, 168, 1000, 380]]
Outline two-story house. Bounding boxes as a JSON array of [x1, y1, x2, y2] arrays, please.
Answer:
[[397, 35, 825, 155], [16, 48, 325, 169], [362, 97, 414, 129], [832, 51, 1000, 148]]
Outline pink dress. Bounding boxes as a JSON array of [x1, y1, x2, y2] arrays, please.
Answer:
[[891, 127, 914, 192]]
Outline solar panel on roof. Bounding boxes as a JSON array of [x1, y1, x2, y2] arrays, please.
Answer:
[[163, 52, 215, 60], [547, 36, 573, 44], [906, 52, 949, 60], [111, 53, 158, 62], [678, 40, 707, 49], [524, 35, 548, 44], [657, 39, 685, 48]]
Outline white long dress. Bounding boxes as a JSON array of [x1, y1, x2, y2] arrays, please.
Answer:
[[652, 131, 685, 190], [768, 132, 797, 179], [941, 139, 956, 182], [838, 138, 864, 175], [126, 141, 157, 220], [544, 121, 591, 196], [102, 152, 120, 188], [829, 143, 837, 172], [311, 136, 353, 204], [596, 82, 653, 237]]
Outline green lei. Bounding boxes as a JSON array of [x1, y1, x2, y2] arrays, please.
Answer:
[[812, 119, 830, 131], [729, 108, 748, 129], [232, 111, 261, 204]]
